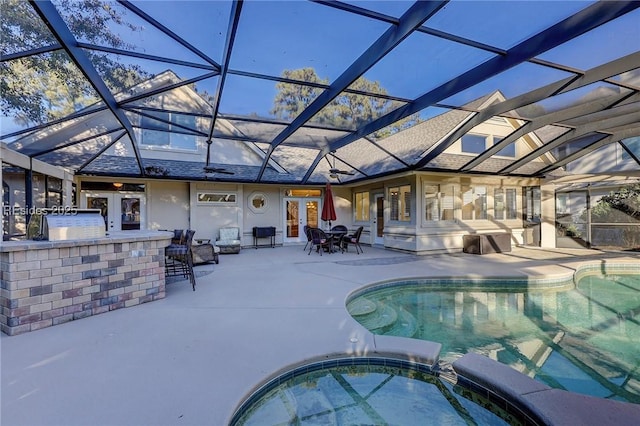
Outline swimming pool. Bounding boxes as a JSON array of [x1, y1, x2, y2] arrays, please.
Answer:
[[229, 357, 527, 425], [347, 265, 640, 403]]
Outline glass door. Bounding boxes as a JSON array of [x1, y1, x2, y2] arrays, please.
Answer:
[[556, 191, 589, 248], [373, 194, 384, 245], [523, 186, 541, 246], [283, 197, 320, 244], [82, 192, 145, 232]]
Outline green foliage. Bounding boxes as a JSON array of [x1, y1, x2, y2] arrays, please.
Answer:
[[0, 0, 147, 126], [591, 184, 640, 223], [271, 68, 420, 139]]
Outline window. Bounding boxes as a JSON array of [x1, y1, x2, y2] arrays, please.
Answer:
[[463, 134, 516, 157], [462, 185, 487, 220], [46, 176, 63, 208], [285, 189, 322, 197], [461, 134, 486, 154], [505, 188, 517, 219], [248, 192, 268, 213], [494, 188, 504, 220], [621, 136, 640, 162], [524, 186, 541, 222], [494, 136, 516, 158], [355, 191, 369, 221], [140, 112, 197, 150], [197, 192, 236, 204], [494, 188, 517, 220], [389, 185, 411, 222], [425, 184, 456, 221]]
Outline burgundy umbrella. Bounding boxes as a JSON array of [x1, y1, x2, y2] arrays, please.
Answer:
[[321, 182, 337, 228]]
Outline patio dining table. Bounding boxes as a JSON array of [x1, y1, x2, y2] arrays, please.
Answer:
[[323, 229, 347, 253]]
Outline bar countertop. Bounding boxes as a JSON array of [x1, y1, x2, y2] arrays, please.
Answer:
[[0, 230, 172, 252]]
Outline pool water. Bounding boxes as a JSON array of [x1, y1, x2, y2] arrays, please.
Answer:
[[231, 360, 517, 425], [347, 271, 640, 403]]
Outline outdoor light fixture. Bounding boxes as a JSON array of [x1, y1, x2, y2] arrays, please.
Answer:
[[113, 182, 123, 189]]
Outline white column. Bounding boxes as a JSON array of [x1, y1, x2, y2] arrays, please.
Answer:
[[540, 183, 556, 248]]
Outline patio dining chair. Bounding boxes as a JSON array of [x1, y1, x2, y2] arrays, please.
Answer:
[[330, 225, 348, 252], [340, 226, 364, 254], [165, 229, 196, 291], [308, 228, 331, 256], [303, 225, 312, 251]]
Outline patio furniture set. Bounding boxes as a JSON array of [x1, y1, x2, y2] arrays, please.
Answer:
[[305, 225, 364, 255], [164, 227, 242, 291]]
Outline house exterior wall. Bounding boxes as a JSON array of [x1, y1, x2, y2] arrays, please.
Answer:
[[74, 170, 546, 255], [347, 173, 539, 254], [190, 182, 246, 245], [243, 185, 283, 246], [146, 181, 190, 231], [565, 143, 639, 175]]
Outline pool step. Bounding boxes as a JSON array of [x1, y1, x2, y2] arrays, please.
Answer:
[[379, 307, 418, 338], [357, 303, 398, 331], [348, 298, 418, 338]]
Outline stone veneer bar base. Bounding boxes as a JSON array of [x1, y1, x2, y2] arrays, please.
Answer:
[[0, 231, 171, 336]]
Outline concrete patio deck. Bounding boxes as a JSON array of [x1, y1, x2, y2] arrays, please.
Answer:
[[2, 244, 639, 425]]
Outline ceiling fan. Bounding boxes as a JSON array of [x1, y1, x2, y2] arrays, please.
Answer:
[[328, 153, 354, 177], [204, 139, 234, 175], [203, 166, 234, 175], [329, 167, 355, 176]]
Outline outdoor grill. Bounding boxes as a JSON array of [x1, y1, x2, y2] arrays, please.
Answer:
[[27, 209, 105, 241]]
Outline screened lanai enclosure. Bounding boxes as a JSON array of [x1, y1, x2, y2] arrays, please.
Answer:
[[1, 0, 640, 247]]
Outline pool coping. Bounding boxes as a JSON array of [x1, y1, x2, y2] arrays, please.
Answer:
[[453, 352, 640, 426], [346, 260, 640, 304]]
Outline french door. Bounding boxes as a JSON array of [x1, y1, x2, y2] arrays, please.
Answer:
[[523, 186, 541, 246], [81, 192, 145, 232], [373, 193, 384, 245], [283, 197, 320, 244]]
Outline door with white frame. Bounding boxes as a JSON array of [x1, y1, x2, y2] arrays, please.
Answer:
[[283, 197, 320, 244], [81, 192, 145, 232], [373, 193, 384, 245]]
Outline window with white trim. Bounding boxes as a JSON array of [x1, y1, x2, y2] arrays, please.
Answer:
[[425, 184, 456, 222], [494, 188, 517, 220], [461, 134, 486, 154], [462, 133, 515, 158], [197, 192, 236, 204], [248, 192, 268, 213], [390, 185, 411, 222], [494, 136, 516, 157], [140, 112, 197, 150], [461, 185, 487, 220], [354, 191, 369, 221]]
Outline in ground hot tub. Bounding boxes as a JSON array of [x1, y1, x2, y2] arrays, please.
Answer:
[[229, 357, 521, 425]]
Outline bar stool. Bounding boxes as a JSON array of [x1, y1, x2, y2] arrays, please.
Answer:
[[165, 229, 196, 291]]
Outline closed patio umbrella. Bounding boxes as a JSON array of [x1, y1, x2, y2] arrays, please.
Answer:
[[321, 182, 337, 229]]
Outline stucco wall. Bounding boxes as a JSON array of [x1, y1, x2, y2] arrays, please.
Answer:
[[147, 181, 190, 231], [242, 186, 282, 246], [190, 182, 245, 245]]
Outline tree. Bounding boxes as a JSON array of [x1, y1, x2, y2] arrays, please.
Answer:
[[270, 68, 420, 139], [1, 0, 147, 126], [270, 68, 329, 121], [591, 184, 640, 223]]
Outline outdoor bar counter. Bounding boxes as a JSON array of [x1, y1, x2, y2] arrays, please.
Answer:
[[0, 231, 172, 336]]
